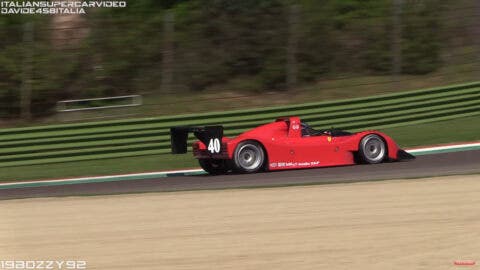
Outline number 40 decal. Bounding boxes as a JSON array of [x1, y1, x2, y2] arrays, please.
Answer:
[[208, 138, 221, 154]]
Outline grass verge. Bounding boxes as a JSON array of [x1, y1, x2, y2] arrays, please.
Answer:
[[4, 62, 478, 127], [0, 114, 479, 182]]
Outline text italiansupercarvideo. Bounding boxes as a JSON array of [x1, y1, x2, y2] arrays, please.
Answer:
[[0, 1, 126, 8]]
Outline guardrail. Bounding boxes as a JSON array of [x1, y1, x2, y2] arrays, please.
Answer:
[[57, 95, 143, 112], [0, 82, 479, 167]]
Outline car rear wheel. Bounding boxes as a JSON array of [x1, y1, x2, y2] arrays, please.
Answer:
[[359, 134, 386, 164], [198, 159, 228, 175], [233, 141, 265, 173]]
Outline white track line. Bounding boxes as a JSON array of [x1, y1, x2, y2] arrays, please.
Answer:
[[0, 169, 203, 187], [406, 142, 480, 153]]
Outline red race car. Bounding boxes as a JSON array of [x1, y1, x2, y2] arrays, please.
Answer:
[[170, 116, 414, 174]]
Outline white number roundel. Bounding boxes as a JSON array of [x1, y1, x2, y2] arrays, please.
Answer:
[[208, 138, 221, 153]]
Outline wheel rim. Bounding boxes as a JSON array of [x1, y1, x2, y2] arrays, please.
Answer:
[[237, 144, 263, 170], [363, 136, 385, 162]]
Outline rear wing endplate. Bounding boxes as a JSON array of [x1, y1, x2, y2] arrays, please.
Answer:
[[170, 126, 223, 154]]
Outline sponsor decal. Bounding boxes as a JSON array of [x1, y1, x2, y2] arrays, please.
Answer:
[[272, 161, 320, 168]]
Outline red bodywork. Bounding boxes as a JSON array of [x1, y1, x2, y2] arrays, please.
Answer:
[[193, 116, 403, 171]]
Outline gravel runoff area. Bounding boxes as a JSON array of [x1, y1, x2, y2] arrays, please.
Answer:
[[1, 174, 479, 270]]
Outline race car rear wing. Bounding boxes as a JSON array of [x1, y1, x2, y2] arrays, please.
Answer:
[[170, 126, 223, 154]]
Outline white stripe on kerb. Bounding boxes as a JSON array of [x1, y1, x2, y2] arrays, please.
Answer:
[[406, 142, 480, 153]]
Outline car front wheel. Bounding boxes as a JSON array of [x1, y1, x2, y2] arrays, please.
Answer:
[[358, 134, 387, 164]]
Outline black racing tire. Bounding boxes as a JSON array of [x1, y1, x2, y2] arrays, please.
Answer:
[[198, 159, 229, 175], [358, 134, 387, 164], [233, 140, 265, 173]]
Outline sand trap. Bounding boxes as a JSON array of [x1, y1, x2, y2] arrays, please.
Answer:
[[1, 175, 479, 270]]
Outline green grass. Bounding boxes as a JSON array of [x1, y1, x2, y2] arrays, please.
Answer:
[[4, 61, 478, 128], [1, 82, 478, 166], [0, 114, 479, 182], [379, 115, 480, 147], [125, 64, 480, 120], [0, 154, 197, 182]]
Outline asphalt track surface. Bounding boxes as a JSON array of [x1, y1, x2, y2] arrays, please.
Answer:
[[1, 150, 479, 200]]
